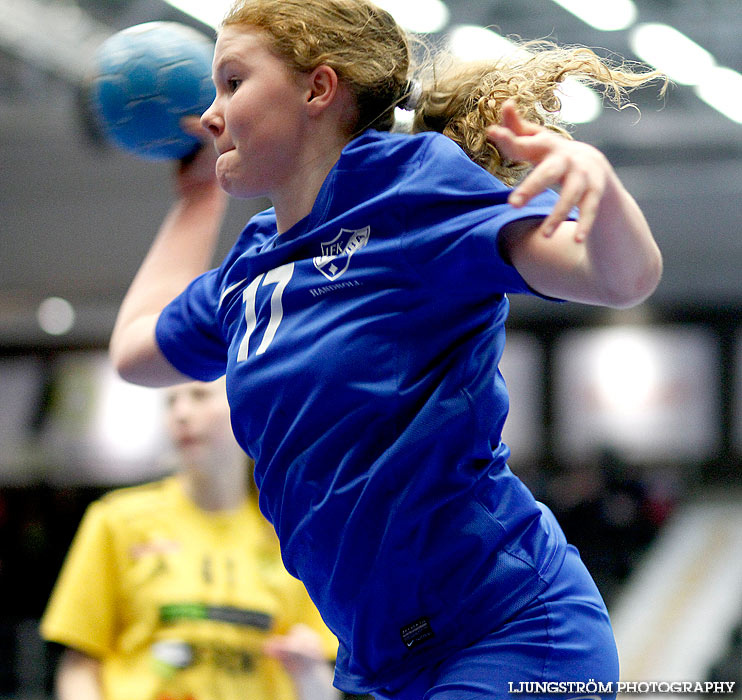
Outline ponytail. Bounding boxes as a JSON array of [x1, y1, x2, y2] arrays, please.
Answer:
[[408, 42, 666, 185]]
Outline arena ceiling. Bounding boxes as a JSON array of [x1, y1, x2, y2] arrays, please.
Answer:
[[1, 0, 741, 346]]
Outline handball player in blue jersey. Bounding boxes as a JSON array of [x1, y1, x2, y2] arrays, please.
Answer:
[[109, 1, 664, 697]]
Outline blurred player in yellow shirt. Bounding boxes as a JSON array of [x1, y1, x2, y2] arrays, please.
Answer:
[[41, 378, 339, 700]]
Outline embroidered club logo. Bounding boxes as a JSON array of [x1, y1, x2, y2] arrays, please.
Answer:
[[313, 226, 370, 282]]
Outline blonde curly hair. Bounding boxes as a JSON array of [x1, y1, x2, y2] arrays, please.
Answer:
[[414, 42, 667, 185], [222, 0, 665, 184]]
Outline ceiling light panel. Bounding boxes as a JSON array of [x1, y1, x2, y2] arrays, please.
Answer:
[[550, 0, 637, 31]]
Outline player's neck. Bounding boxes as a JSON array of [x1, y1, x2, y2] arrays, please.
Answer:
[[179, 459, 248, 512], [272, 132, 348, 234]]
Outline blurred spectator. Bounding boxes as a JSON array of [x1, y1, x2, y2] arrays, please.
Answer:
[[546, 449, 663, 604], [40, 379, 339, 700]]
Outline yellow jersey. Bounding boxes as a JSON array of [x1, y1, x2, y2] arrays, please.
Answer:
[[41, 477, 337, 700]]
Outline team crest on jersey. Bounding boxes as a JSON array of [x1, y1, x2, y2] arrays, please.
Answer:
[[313, 226, 370, 281]]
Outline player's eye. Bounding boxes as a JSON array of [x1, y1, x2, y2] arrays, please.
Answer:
[[227, 78, 241, 93]]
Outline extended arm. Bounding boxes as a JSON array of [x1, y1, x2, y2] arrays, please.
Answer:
[[55, 648, 103, 700], [109, 118, 228, 386], [490, 101, 662, 308]]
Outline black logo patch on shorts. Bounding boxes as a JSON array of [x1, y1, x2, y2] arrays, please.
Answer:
[[400, 617, 434, 648]]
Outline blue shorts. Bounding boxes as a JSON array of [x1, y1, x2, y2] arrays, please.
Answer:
[[371, 546, 618, 700]]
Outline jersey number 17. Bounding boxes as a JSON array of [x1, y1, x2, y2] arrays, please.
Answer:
[[237, 262, 295, 361]]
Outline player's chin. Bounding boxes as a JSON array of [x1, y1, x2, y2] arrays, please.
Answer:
[[218, 168, 265, 200], [215, 150, 232, 173], [215, 160, 238, 195], [218, 178, 251, 200]]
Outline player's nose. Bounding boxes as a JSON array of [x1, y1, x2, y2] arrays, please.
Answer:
[[201, 100, 224, 138]]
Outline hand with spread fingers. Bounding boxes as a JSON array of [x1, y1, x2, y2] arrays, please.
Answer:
[[487, 100, 609, 243], [490, 100, 662, 308]]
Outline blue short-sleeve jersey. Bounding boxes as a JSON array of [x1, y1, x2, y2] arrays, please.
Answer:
[[156, 130, 569, 693]]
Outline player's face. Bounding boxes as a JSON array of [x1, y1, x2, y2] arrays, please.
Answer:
[[164, 380, 236, 468], [202, 26, 310, 199]]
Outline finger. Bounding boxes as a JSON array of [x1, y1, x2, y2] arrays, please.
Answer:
[[500, 100, 542, 137], [180, 115, 212, 141], [533, 170, 587, 237], [509, 156, 569, 207], [487, 127, 543, 167], [486, 124, 519, 162], [487, 100, 544, 155], [572, 187, 603, 243], [488, 125, 560, 170]]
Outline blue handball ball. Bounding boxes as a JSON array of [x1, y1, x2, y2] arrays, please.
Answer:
[[89, 21, 216, 160]]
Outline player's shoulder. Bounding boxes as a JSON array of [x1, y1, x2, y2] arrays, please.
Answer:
[[220, 206, 278, 268], [345, 130, 498, 194], [339, 128, 454, 169], [241, 207, 277, 244]]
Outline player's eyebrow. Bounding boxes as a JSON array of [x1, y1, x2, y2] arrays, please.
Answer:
[[213, 52, 246, 75]]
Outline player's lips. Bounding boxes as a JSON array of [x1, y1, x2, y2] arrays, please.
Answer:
[[175, 434, 201, 447]]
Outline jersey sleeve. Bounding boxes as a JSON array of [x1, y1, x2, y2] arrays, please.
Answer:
[[397, 133, 571, 299], [155, 268, 228, 381], [40, 501, 118, 658]]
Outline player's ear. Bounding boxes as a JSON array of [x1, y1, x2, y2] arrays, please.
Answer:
[[305, 64, 339, 115]]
